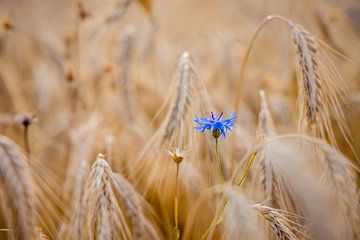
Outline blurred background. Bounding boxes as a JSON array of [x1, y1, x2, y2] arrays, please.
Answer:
[[0, 0, 359, 239], [1, 0, 359, 167]]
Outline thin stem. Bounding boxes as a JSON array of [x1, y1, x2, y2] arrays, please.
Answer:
[[215, 138, 225, 184], [199, 138, 225, 239], [69, 1, 83, 126], [174, 163, 180, 240], [236, 152, 257, 187], [199, 152, 258, 240], [23, 125, 30, 157], [234, 15, 293, 109], [199, 199, 227, 240]]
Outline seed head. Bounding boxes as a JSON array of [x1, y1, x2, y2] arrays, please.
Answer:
[[168, 147, 186, 164]]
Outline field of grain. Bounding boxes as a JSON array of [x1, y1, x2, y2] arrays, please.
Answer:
[[0, 0, 360, 239]]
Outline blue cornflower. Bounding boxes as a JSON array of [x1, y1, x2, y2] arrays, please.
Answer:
[[194, 112, 237, 138]]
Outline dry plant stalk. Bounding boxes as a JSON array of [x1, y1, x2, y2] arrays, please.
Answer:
[[0, 135, 35, 240]]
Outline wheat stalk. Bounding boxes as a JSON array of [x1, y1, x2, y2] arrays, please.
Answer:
[[257, 90, 277, 208], [160, 51, 197, 143], [292, 25, 321, 126], [236, 15, 349, 147], [258, 90, 277, 137], [129, 51, 199, 197], [291, 23, 349, 147], [256, 94, 305, 233]]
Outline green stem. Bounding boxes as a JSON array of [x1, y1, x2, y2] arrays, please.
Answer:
[[174, 163, 180, 240], [215, 138, 225, 184], [199, 152, 258, 240], [236, 152, 257, 187], [199, 199, 228, 240]]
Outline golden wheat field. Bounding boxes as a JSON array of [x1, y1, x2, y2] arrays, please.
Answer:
[[0, 0, 360, 239]]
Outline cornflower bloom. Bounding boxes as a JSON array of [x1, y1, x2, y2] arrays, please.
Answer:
[[194, 112, 236, 138], [194, 112, 237, 184]]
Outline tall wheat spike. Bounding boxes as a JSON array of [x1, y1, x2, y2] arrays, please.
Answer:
[[291, 23, 349, 147], [257, 90, 277, 206], [236, 15, 349, 147], [160, 51, 197, 143], [258, 90, 277, 138], [255, 91, 306, 239], [130, 51, 198, 189], [0, 135, 35, 240]]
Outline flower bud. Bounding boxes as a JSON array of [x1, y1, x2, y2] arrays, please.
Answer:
[[212, 129, 221, 139]]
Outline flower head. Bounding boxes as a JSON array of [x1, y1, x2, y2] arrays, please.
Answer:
[[167, 147, 186, 164], [194, 112, 237, 138]]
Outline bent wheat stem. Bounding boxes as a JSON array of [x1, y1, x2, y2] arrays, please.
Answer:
[[236, 152, 258, 187], [200, 152, 258, 239], [235, 15, 293, 109]]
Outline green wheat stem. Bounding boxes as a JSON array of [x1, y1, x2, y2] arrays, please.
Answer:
[[215, 138, 225, 184], [236, 152, 257, 187], [199, 152, 258, 240]]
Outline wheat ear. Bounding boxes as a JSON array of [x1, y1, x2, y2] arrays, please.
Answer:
[[161, 51, 197, 143], [0, 135, 36, 240]]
